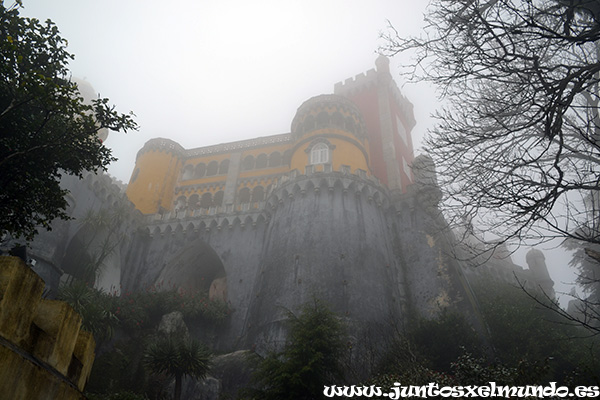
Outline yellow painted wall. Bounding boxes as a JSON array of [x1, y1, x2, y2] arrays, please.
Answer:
[[126, 150, 182, 214], [127, 128, 370, 213], [0, 256, 95, 399], [290, 129, 369, 174]]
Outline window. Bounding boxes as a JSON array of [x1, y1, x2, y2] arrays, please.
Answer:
[[238, 187, 251, 204], [181, 165, 194, 180], [242, 155, 255, 171], [200, 192, 213, 208], [310, 143, 329, 165], [251, 186, 265, 202], [213, 191, 224, 206], [269, 152, 282, 167], [219, 159, 230, 174], [256, 153, 268, 169], [195, 163, 206, 178], [188, 194, 200, 209], [206, 161, 219, 176]]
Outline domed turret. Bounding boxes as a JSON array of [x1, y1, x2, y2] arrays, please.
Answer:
[[72, 78, 109, 143], [125, 138, 185, 214], [289, 95, 370, 175], [291, 94, 366, 139]]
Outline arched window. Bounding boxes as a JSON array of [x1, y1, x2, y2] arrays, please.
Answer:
[[181, 164, 194, 180], [310, 143, 329, 165], [219, 159, 230, 174], [188, 194, 200, 209], [238, 187, 251, 204], [268, 152, 281, 167], [175, 196, 187, 211], [256, 153, 268, 169], [251, 186, 265, 202], [213, 191, 224, 206], [206, 161, 219, 176], [242, 155, 255, 171], [200, 192, 213, 208], [195, 163, 206, 179]]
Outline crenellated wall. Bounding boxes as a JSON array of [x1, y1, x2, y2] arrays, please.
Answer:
[[0, 256, 95, 400], [114, 165, 483, 353]]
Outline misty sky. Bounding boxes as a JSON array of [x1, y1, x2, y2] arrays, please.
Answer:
[[19, 1, 580, 304], [20, 0, 435, 183]]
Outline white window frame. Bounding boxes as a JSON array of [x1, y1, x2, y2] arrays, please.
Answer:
[[310, 143, 329, 165]]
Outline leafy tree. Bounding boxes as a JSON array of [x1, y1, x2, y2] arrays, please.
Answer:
[[57, 281, 119, 346], [0, 3, 137, 240], [143, 336, 211, 400], [250, 298, 347, 400]]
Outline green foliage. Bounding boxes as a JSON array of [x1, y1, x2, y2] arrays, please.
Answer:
[[58, 282, 230, 336], [250, 298, 348, 400], [58, 280, 118, 344], [116, 285, 230, 331], [144, 336, 211, 400], [473, 281, 599, 382], [0, 4, 137, 240], [450, 351, 550, 386], [409, 310, 483, 372], [144, 337, 212, 379], [371, 282, 600, 388], [60, 282, 228, 398]]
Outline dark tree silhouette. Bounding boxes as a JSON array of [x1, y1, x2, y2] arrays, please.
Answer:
[[0, 3, 137, 240], [250, 299, 347, 400], [383, 0, 600, 330], [383, 0, 600, 250]]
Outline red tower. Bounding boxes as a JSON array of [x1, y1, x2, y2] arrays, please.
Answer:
[[334, 56, 416, 192]]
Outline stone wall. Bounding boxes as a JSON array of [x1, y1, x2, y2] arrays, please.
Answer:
[[0, 256, 95, 400]]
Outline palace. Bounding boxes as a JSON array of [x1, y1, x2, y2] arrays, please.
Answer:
[[126, 55, 415, 217], [20, 57, 553, 353]]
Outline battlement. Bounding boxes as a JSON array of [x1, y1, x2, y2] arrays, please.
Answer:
[[0, 256, 95, 399], [333, 68, 378, 95], [135, 137, 186, 160], [334, 64, 415, 133], [142, 166, 385, 236]]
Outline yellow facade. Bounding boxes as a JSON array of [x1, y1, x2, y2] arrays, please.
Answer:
[[126, 140, 184, 214], [289, 128, 369, 174], [126, 95, 372, 214]]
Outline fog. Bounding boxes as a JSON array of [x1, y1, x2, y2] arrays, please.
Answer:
[[21, 0, 436, 182], [20, 0, 580, 304]]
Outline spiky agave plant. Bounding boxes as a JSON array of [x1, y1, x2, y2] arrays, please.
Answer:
[[143, 336, 211, 400]]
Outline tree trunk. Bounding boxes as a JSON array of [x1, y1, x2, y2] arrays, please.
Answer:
[[174, 373, 182, 400]]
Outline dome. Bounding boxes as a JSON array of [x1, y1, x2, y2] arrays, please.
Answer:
[[290, 94, 366, 139], [72, 78, 109, 143]]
